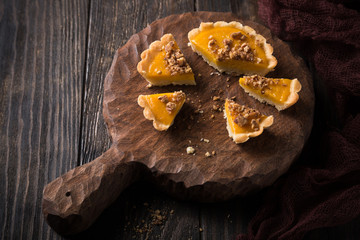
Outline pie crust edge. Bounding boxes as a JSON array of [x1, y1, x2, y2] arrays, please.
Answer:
[[137, 33, 196, 86], [188, 21, 278, 76], [240, 77, 302, 111], [138, 95, 170, 131], [223, 100, 274, 143]]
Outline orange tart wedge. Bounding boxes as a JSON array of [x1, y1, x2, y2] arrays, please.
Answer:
[[137, 34, 195, 87], [188, 21, 277, 76], [239, 75, 302, 111], [138, 91, 186, 131], [224, 99, 273, 143]]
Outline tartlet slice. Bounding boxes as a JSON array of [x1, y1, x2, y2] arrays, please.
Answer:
[[137, 34, 195, 87], [239, 75, 301, 111], [224, 99, 273, 143], [188, 21, 277, 76], [137, 91, 186, 131]]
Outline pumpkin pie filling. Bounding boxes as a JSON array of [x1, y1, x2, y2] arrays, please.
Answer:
[[137, 34, 195, 86], [224, 99, 273, 143], [188, 22, 277, 76], [138, 91, 186, 131], [239, 75, 301, 111]]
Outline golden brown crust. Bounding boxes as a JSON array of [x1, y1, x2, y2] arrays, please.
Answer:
[[224, 99, 274, 143], [137, 95, 170, 131], [137, 34, 195, 86], [188, 21, 277, 76], [240, 76, 302, 111]]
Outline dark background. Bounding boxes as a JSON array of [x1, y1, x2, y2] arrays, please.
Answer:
[[1, 0, 359, 239]]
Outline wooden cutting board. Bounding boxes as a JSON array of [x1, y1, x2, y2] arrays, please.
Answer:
[[42, 12, 314, 235]]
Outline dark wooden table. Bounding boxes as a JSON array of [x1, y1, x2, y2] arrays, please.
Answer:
[[1, 0, 359, 239]]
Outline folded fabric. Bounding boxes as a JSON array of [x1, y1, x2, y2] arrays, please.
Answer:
[[238, 0, 360, 239]]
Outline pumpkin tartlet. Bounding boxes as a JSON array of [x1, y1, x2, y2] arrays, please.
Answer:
[[188, 21, 277, 76], [239, 75, 301, 111], [137, 34, 195, 87], [224, 99, 273, 143], [138, 91, 186, 131]]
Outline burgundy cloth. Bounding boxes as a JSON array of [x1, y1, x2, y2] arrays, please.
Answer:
[[238, 1, 360, 240]]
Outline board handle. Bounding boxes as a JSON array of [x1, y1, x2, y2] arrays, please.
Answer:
[[42, 146, 140, 235]]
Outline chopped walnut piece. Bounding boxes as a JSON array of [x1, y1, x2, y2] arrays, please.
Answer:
[[230, 32, 246, 40], [223, 38, 233, 46], [173, 91, 185, 102], [164, 41, 193, 75], [208, 35, 255, 62], [251, 119, 260, 131], [213, 96, 220, 101], [158, 95, 169, 103], [166, 102, 177, 113], [243, 75, 281, 94], [227, 100, 262, 131], [234, 115, 248, 127], [212, 104, 220, 111], [208, 39, 216, 46], [177, 57, 185, 66]]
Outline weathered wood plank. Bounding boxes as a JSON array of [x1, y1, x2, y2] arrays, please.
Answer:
[[230, 0, 259, 22], [196, 0, 231, 12], [79, 0, 195, 166], [79, 0, 198, 239], [199, 193, 263, 240], [69, 182, 200, 240], [0, 0, 89, 239]]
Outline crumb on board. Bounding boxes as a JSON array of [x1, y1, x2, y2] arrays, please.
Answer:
[[186, 146, 195, 154], [212, 96, 220, 101]]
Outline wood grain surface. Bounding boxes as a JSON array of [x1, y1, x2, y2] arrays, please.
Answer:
[[1, 0, 360, 240], [0, 0, 89, 239]]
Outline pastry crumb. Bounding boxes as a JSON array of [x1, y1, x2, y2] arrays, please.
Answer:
[[210, 114, 215, 119], [213, 96, 220, 101], [203, 138, 210, 143], [212, 151, 216, 155], [205, 152, 211, 157], [186, 146, 195, 154]]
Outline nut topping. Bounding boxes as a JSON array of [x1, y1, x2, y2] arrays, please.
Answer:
[[164, 41, 193, 75], [166, 102, 177, 114], [227, 100, 262, 131], [173, 91, 185, 102], [230, 32, 246, 40], [158, 95, 169, 103], [208, 37, 255, 62], [234, 115, 248, 127], [243, 75, 280, 94]]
